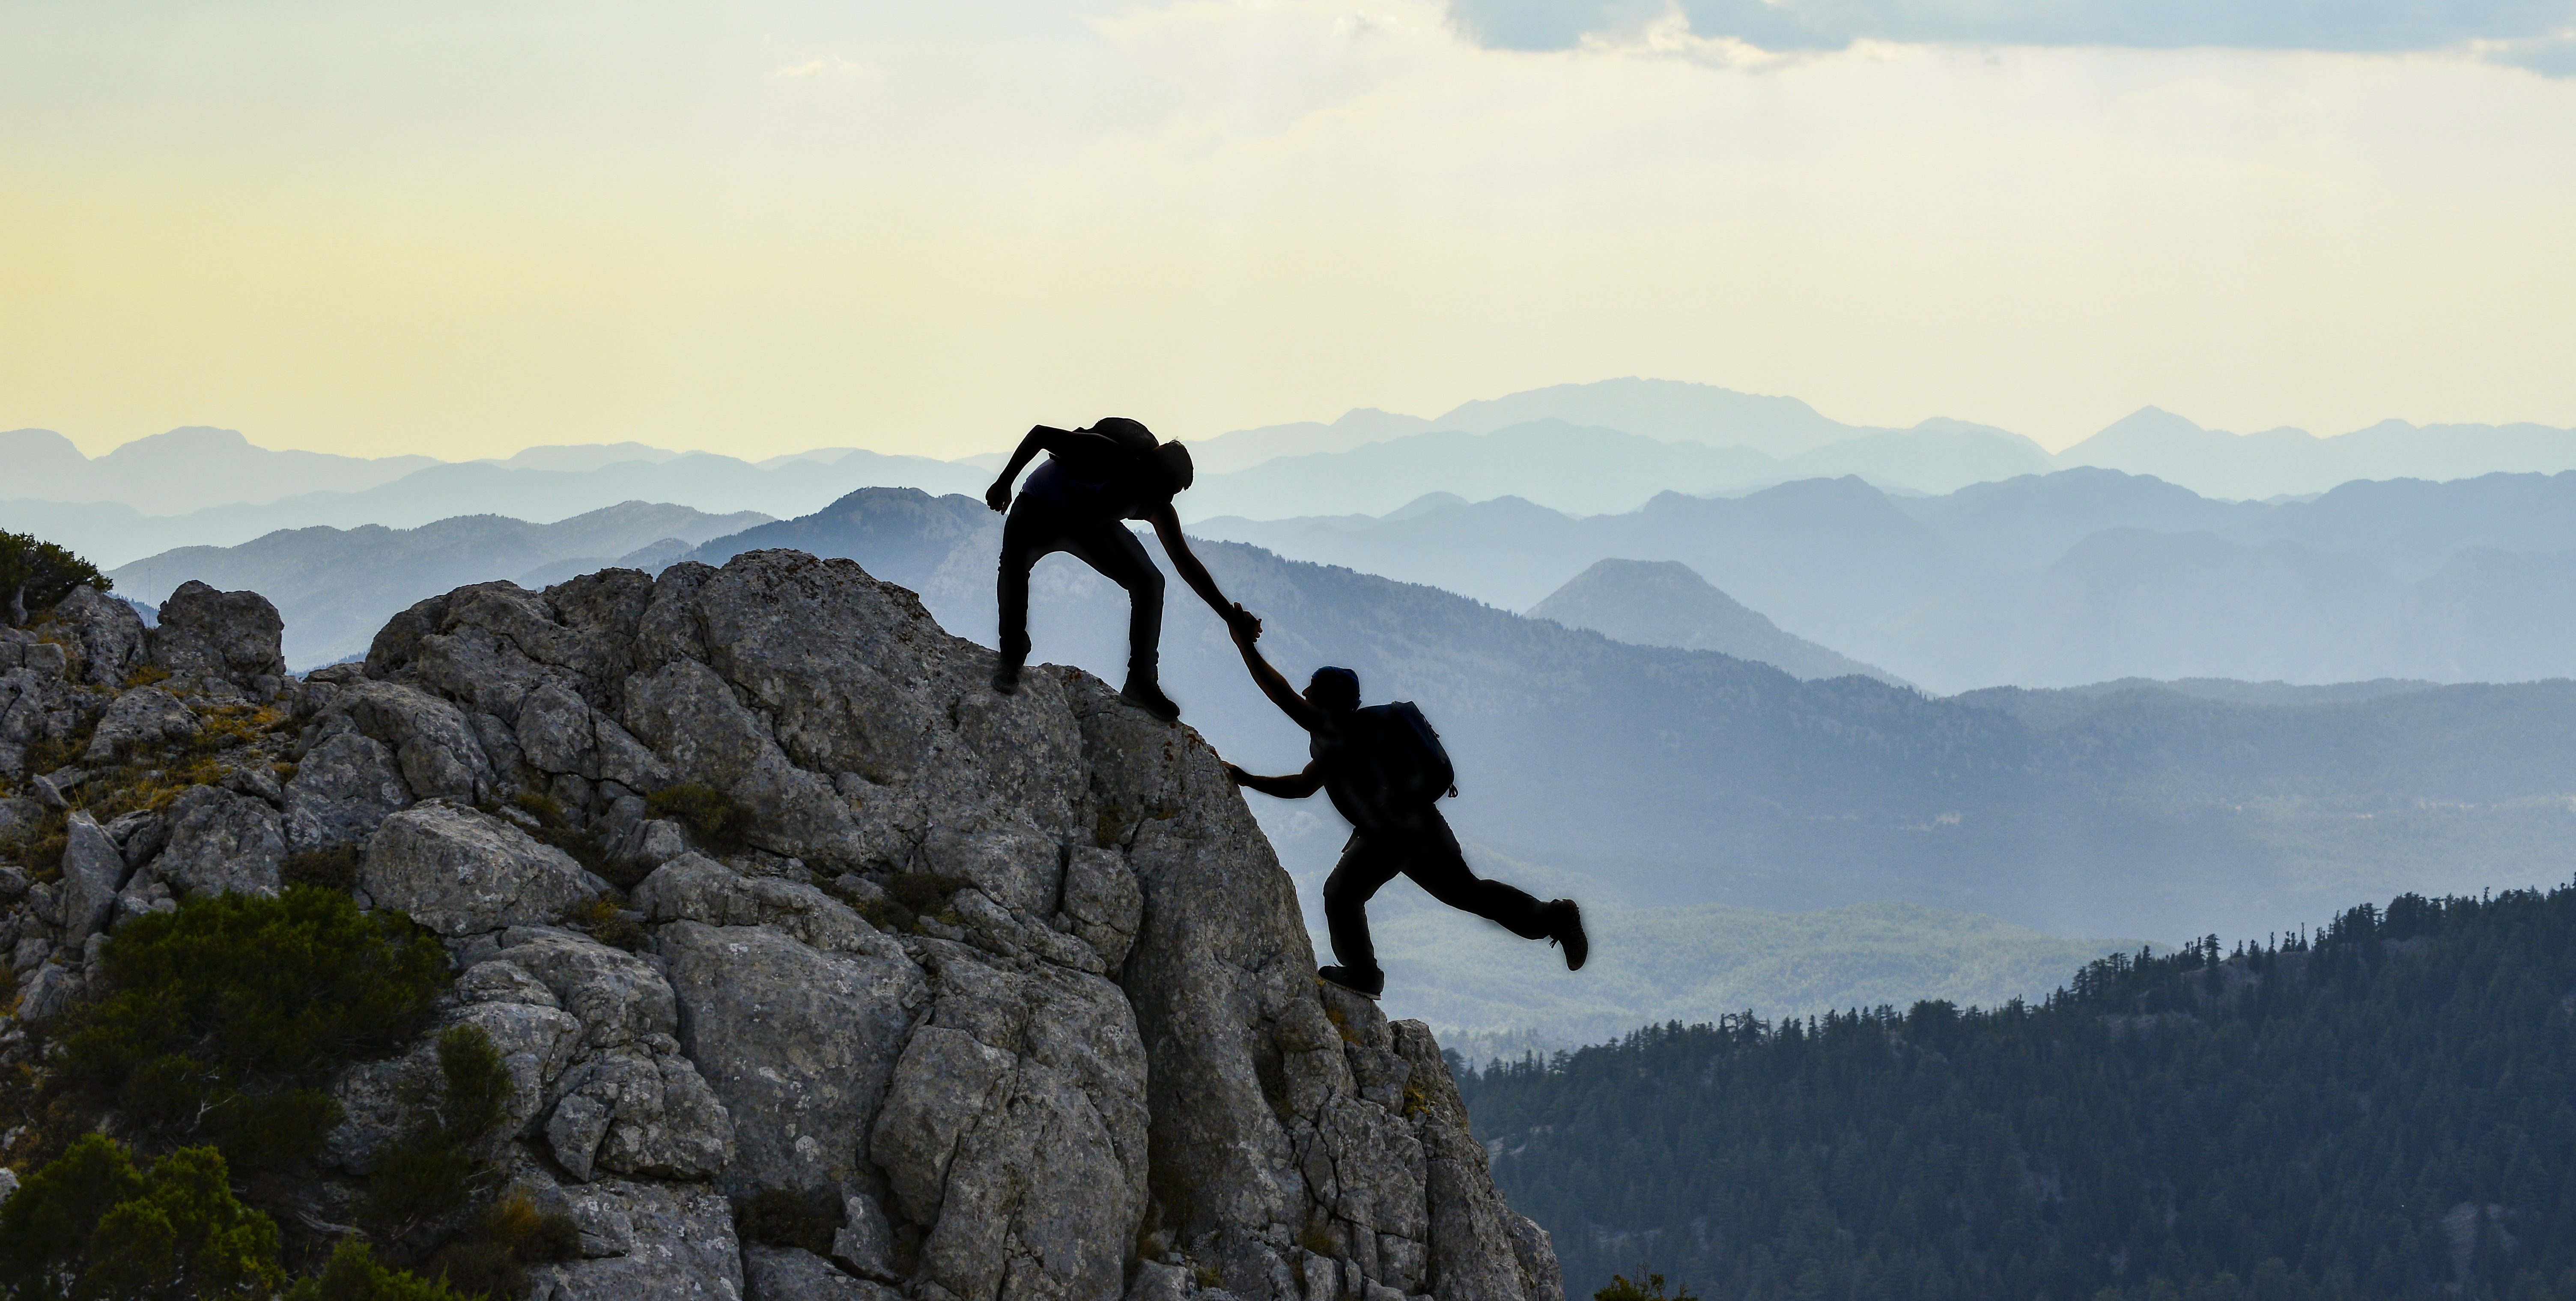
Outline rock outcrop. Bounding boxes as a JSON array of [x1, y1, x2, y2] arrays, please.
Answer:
[[0, 552, 1562, 1301]]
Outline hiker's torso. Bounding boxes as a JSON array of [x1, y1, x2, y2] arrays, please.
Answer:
[[1311, 712, 1435, 831], [1024, 430, 1170, 522]]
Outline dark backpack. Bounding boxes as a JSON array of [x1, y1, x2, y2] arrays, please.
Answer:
[[1356, 701, 1457, 810]]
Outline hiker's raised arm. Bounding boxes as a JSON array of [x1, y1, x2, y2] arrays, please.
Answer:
[[1229, 617, 1326, 731], [1226, 759, 1324, 799], [1147, 506, 1258, 634], [986, 424, 1080, 511]]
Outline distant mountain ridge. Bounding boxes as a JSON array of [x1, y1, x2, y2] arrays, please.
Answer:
[[680, 487, 2576, 941], [1198, 467, 2576, 692], [106, 500, 771, 666], [1529, 558, 1907, 686]]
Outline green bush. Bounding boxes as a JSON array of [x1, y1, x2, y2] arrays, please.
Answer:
[[0, 1134, 286, 1301], [412, 1192, 580, 1298], [645, 782, 753, 854], [283, 1240, 472, 1301], [59, 886, 448, 1181], [0, 531, 109, 627], [279, 846, 361, 892], [358, 1025, 514, 1233], [1596, 1274, 1697, 1301]]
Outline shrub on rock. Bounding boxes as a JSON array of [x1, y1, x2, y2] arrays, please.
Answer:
[[58, 886, 448, 1181], [0, 531, 108, 627], [0, 1135, 285, 1300]]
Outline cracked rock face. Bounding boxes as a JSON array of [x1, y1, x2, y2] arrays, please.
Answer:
[[23, 549, 1556, 1301]]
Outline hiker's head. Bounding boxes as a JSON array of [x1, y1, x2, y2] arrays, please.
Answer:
[[1153, 441, 1194, 493], [1305, 666, 1360, 715]]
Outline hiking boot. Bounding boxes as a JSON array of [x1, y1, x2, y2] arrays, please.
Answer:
[[1545, 899, 1588, 971], [1119, 677, 1181, 723], [1317, 964, 1385, 999], [990, 657, 1023, 696]]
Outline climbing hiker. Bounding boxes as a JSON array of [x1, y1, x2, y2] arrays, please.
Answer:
[[984, 417, 1258, 722], [1218, 619, 1586, 998]]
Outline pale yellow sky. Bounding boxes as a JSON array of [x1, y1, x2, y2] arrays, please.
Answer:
[[3, 1, 2573, 461]]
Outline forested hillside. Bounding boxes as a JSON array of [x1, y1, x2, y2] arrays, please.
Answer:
[[1457, 883, 2576, 1300]]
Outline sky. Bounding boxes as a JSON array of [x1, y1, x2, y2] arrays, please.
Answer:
[[3, 0, 2573, 462]]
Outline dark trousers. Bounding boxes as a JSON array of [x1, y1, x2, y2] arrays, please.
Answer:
[[1324, 809, 1553, 978], [997, 495, 1165, 683]]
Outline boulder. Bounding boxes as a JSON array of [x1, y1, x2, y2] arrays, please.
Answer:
[[315, 549, 1561, 1301], [660, 919, 927, 1194], [83, 686, 200, 763], [153, 786, 284, 899], [50, 584, 147, 687], [150, 580, 288, 698], [281, 729, 411, 852], [59, 813, 130, 946], [360, 802, 608, 935]]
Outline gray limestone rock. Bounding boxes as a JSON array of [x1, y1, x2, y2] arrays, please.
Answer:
[[361, 801, 608, 935], [491, 927, 679, 1050], [83, 686, 200, 763], [661, 919, 927, 1194], [14, 964, 82, 1024], [523, 1179, 745, 1301], [274, 548, 1556, 1301], [153, 786, 284, 899], [59, 812, 130, 946], [151, 581, 288, 698], [551, 1043, 736, 1182], [51, 584, 147, 687], [634, 854, 893, 958], [282, 729, 412, 853], [323, 680, 498, 805], [742, 1245, 903, 1301]]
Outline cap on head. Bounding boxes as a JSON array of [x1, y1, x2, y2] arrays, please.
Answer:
[[1307, 666, 1360, 713]]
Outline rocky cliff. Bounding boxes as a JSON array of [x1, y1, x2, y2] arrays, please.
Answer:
[[0, 553, 1563, 1301]]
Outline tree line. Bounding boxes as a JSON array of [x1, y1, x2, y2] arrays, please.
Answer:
[[1455, 883, 2576, 1300]]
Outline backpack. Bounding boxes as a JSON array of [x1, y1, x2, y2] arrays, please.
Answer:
[[1356, 701, 1457, 810]]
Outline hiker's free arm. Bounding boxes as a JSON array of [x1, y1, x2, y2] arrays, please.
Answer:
[[986, 425, 1101, 511], [1226, 759, 1324, 799], [1147, 506, 1258, 636], [1228, 617, 1327, 732]]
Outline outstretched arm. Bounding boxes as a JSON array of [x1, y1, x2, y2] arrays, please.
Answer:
[[1226, 759, 1324, 800], [985, 425, 1079, 511], [1147, 505, 1258, 635], [1228, 615, 1327, 733]]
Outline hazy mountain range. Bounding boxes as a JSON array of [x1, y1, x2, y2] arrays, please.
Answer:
[[677, 488, 2576, 943], [18, 379, 2576, 568], [104, 501, 771, 666], [1201, 467, 2576, 692], [1528, 558, 1906, 686]]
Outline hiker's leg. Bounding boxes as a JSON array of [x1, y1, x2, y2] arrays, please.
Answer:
[[1322, 833, 1404, 977], [1056, 519, 1166, 683], [995, 501, 1059, 669], [1397, 814, 1553, 940]]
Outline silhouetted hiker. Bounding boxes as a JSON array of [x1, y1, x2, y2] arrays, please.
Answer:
[[1219, 622, 1586, 998], [985, 417, 1257, 722]]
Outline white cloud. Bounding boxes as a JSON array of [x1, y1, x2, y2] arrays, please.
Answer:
[[1449, 0, 2576, 66]]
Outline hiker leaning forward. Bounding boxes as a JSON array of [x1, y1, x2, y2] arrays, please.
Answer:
[[984, 417, 1256, 722], [1219, 617, 1587, 998]]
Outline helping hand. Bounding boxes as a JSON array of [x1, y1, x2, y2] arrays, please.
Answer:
[[1225, 603, 1263, 642], [984, 479, 1012, 513], [1222, 762, 1251, 787]]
